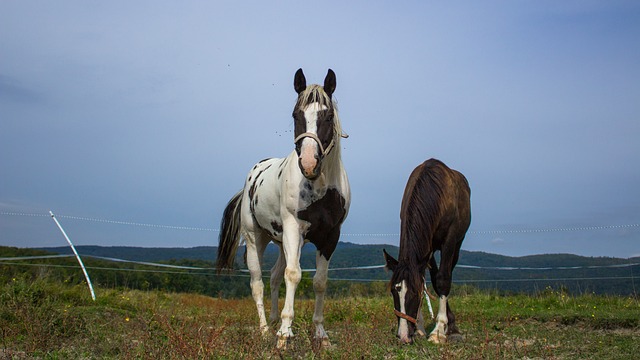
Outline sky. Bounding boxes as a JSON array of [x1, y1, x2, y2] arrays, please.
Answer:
[[1, 1, 639, 258]]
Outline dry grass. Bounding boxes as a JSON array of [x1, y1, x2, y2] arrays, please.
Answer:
[[1, 278, 639, 359]]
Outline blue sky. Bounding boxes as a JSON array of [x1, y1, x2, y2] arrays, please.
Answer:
[[1, 1, 639, 258]]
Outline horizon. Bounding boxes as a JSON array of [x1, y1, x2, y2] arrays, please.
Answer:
[[22, 241, 640, 260]]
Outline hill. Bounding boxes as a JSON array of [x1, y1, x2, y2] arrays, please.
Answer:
[[33, 243, 640, 296], [38, 242, 640, 268]]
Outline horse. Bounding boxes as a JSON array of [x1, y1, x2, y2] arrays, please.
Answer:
[[383, 158, 471, 344], [216, 68, 350, 349]]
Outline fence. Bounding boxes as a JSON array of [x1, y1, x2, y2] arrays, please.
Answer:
[[1, 211, 638, 298]]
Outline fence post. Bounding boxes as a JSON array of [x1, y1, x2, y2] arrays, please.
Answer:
[[49, 211, 96, 301]]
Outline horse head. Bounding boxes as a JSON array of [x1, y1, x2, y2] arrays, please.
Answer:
[[384, 249, 425, 344], [292, 68, 340, 180]]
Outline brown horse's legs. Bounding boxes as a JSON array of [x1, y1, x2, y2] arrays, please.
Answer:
[[427, 257, 447, 342], [446, 303, 461, 336], [428, 237, 464, 341], [442, 232, 466, 337]]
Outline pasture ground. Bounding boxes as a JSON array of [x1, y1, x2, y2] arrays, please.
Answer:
[[1, 277, 639, 359]]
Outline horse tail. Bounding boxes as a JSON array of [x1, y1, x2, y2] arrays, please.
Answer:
[[216, 191, 243, 273]]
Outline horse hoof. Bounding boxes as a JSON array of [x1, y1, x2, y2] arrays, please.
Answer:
[[428, 332, 447, 344], [315, 336, 332, 348], [260, 326, 270, 336], [416, 329, 426, 337], [276, 335, 291, 350]]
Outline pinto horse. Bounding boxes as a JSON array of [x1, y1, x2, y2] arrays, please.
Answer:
[[217, 69, 350, 349], [383, 158, 470, 344]]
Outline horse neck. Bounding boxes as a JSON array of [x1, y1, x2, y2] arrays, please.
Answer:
[[322, 136, 345, 181], [323, 108, 346, 181], [398, 224, 433, 268], [398, 171, 440, 267]]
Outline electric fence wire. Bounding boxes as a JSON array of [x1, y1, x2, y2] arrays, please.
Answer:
[[1, 211, 638, 285], [2, 211, 639, 236]]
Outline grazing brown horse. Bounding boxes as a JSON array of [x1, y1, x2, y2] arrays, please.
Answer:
[[383, 158, 471, 344]]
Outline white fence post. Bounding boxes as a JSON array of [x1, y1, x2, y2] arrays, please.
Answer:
[[49, 211, 96, 301]]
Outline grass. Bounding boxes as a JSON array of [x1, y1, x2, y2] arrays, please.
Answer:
[[1, 277, 639, 359]]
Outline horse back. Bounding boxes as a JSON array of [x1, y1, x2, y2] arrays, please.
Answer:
[[400, 158, 471, 251]]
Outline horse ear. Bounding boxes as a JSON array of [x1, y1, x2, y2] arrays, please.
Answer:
[[383, 249, 398, 272], [323, 69, 336, 97], [294, 68, 306, 94]]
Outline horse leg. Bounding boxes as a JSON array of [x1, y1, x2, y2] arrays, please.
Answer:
[[276, 222, 303, 349], [428, 240, 462, 344], [445, 302, 463, 342], [313, 250, 331, 347], [269, 245, 286, 325], [245, 232, 269, 334], [427, 254, 448, 343], [445, 240, 464, 341], [416, 306, 427, 337]]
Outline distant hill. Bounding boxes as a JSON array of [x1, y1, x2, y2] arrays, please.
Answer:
[[38, 242, 639, 268], [38, 242, 391, 272], [35, 243, 640, 295]]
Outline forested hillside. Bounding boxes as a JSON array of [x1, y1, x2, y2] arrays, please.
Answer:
[[2, 244, 636, 296]]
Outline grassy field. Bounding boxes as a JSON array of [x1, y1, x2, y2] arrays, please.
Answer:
[[1, 277, 639, 359]]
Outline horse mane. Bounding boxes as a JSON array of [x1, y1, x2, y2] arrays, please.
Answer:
[[296, 84, 331, 108], [395, 159, 449, 292]]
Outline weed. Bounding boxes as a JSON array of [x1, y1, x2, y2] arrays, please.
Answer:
[[1, 278, 639, 359]]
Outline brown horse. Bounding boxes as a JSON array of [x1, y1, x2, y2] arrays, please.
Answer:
[[383, 158, 470, 344]]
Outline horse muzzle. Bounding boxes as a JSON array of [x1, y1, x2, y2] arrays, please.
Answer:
[[298, 155, 321, 179], [395, 309, 417, 344], [296, 133, 324, 179]]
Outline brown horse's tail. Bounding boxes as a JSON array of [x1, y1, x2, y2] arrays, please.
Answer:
[[216, 191, 243, 273]]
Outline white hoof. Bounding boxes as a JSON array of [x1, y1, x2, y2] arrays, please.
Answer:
[[260, 325, 270, 336], [276, 335, 292, 350], [428, 331, 447, 344]]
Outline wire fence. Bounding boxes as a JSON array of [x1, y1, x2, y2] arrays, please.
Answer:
[[1, 253, 638, 285], [2, 211, 640, 236], [2, 253, 639, 274], [1, 211, 638, 295]]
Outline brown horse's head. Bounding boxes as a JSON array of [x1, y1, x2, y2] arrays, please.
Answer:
[[383, 249, 425, 344]]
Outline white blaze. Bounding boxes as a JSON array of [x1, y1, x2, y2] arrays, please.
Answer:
[[397, 281, 410, 342], [299, 103, 327, 177]]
